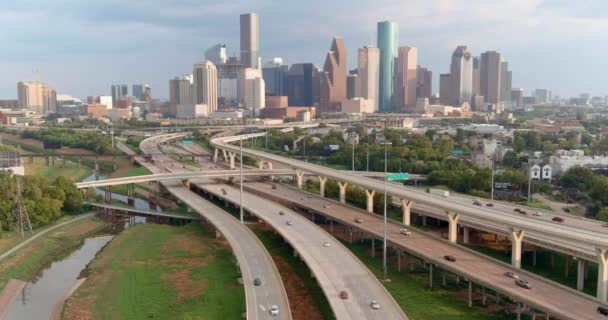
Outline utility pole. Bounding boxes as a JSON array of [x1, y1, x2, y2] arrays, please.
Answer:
[[351, 132, 356, 171], [491, 154, 495, 201], [366, 134, 370, 172], [527, 162, 532, 202], [265, 127, 268, 150], [239, 137, 244, 223], [382, 119, 391, 281], [13, 176, 33, 238]]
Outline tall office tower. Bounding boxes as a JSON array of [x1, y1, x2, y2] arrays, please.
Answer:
[[377, 21, 399, 112], [357, 46, 380, 111], [217, 57, 243, 108], [239, 68, 265, 114], [111, 84, 128, 106], [320, 37, 347, 114], [17, 81, 57, 115], [132, 84, 144, 100], [450, 46, 473, 106], [240, 13, 260, 69], [480, 51, 502, 104], [262, 58, 288, 96], [347, 70, 361, 99], [416, 66, 432, 99], [511, 88, 524, 107], [472, 57, 480, 96], [286, 63, 320, 107], [205, 44, 228, 65], [500, 61, 512, 103], [394, 46, 418, 111], [193, 61, 218, 113], [439, 74, 452, 105], [534, 89, 551, 104], [169, 75, 192, 115]]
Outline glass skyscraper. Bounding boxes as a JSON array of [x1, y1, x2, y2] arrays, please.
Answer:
[[377, 21, 398, 112]]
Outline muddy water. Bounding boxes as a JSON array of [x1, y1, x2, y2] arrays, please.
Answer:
[[4, 235, 113, 320]]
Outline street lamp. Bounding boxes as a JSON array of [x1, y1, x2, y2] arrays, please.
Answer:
[[239, 136, 244, 223], [381, 134, 392, 281], [366, 134, 370, 172]]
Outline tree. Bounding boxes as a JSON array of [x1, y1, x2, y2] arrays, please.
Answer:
[[513, 136, 526, 153], [502, 151, 517, 166]]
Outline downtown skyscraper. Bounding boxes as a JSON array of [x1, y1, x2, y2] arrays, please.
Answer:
[[395, 46, 418, 111], [193, 61, 218, 113], [450, 46, 473, 106], [320, 37, 347, 114], [480, 51, 502, 104], [357, 46, 380, 111], [377, 21, 399, 112], [240, 13, 260, 69]]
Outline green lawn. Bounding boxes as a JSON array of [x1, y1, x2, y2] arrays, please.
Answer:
[[517, 201, 553, 211], [109, 166, 152, 195], [64, 223, 245, 320]]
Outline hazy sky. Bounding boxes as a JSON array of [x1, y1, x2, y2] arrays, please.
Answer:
[[1, 0, 606, 99]]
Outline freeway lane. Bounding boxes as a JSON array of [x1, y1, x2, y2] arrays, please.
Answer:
[[194, 182, 408, 320], [246, 181, 606, 320], [138, 135, 292, 320]]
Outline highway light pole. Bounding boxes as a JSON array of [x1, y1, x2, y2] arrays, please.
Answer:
[[382, 138, 391, 281], [239, 136, 244, 223], [366, 134, 370, 172], [351, 133, 356, 171], [265, 127, 268, 150]]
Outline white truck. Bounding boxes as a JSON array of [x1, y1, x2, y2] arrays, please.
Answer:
[[427, 188, 450, 198]]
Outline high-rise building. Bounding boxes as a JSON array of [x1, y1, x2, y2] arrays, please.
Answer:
[[111, 84, 128, 106], [193, 61, 218, 113], [205, 44, 228, 65], [416, 66, 432, 100], [439, 74, 451, 105], [472, 57, 480, 96], [217, 57, 243, 108], [169, 75, 192, 115], [450, 46, 473, 106], [17, 81, 57, 115], [480, 51, 502, 104], [346, 70, 360, 99], [377, 21, 399, 112], [240, 13, 260, 69], [239, 68, 265, 113], [320, 37, 347, 114], [262, 58, 288, 96], [534, 89, 551, 104], [395, 46, 418, 111], [500, 61, 512, 103], [511, 88, 524, 107], [132, 84, 145, 100], [357, 46, 380, 111], [285, 63, 320, 107]]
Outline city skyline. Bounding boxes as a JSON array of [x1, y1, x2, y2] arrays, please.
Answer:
[[0, 1, 606, 99]]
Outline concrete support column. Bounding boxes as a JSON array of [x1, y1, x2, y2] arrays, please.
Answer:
[[329, 219, 333, 233], [597, 249, 608, 302], [267, 162, 273, 170], [127, 183, 135, 206], [296, 170, 304, 189], [104, 186, 112, 203], [429, 264, 434, 289], [228, 152, 236, 169], [401, 199, 412, 226], [338, 182, 348, 204], [183, 179, 191, 189], [215, 229, 222, 239], [319, 176, 327, 198], [510, 229, 525, 269], [258, 160, 265, 169], [577, 259, 587, 291], [222, 149, 228, 162], [397, 250, 401, 272], [468, 281, 473, 308], [422, 215, 427, 226], [446, 212, 460, 243], [463, 226, 470, 244], [371, 238, 375, 258], [365, 189, 375, 213]]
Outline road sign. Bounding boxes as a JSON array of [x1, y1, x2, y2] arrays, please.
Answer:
[[182, 141, 193, 145], [387, 172, 410, 181]]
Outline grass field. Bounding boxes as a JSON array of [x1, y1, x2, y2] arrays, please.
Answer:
[[63, 223, 245, 320], [25, 157, 93, 182], [108, 165, 152, 195], [517, 200, 553, 211], [0, 215, 107, 291]]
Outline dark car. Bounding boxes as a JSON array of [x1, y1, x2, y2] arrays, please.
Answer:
[[254, 278, 262, 286], [339, 290, 349, 300], [272, 184, 277, 189], [552, 217, 565, 223], [473, 201, 482, 206], [515, 279, 532, 289], [598, 306, 608, 316], [444, 255, 456, 262], [486, 203, 494, 207]]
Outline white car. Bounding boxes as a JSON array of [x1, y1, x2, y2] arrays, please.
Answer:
[[532, 211, 543, 217], [323, 242, 331, 247], [269, 305, 279, 316], [399, 228, 411, 236], [323, 204, 330, 209], [370, 300, 381, 310]]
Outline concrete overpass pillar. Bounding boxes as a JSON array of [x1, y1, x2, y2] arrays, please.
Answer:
[[463, 226, 470, 244], [365, 189, 375, 213], [183, 179, 191, 189], [104, 186, 112, 204], [597, 249, 608, 302], [296, 170, 304, 189], [401, 199, 412, 226], [228, 152, 236, 169], [510, 229, 525, 269], [446, 212, 460, 243], [258, 160, 265, 169], [319, 176, 327, 197], [267, 162, 273, 170], [338, 182, 348, 204], [222, 149, 228, 162], [127, 184, 135, 206], [213, 148, 219, 163], [577, 259, 587, 291], [422, 215, 427, 226]]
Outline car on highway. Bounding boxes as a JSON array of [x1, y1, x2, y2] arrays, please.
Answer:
[[279, 211, 285, 216], [270, 305, 279, 316], [323, 242, 331, 247], [323, 204, 330, 209], [504, 271, 519, 279], [399, 228, 411, 236], [486, 203, 494, 207], [370, 300, 381, 310], [533, 211, 543, 217], [221, 188, 227, 195], [272, 184, 277, 190], [354, 218, 364, 223], [563, 208, 571, 213], [552, 217, 565, 223], [515, 279, 532, 289], [473, 200, 482, 206], [339, 290, 349, 300], [286, 221, 293, 226], [444, 255, 456, 262], [254, 278, 262, 286], [598, 306, 608, 316]]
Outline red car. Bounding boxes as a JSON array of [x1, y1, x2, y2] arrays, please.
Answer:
[[552, 217, 565, 223], [340, 290, 349, 300]]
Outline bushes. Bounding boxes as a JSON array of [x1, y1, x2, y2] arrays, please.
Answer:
[[20, 129, 112, 154]]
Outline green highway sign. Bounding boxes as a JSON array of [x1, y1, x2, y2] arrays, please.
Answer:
[[182, 141, 193, 145], [387, 172, 410, 181]]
